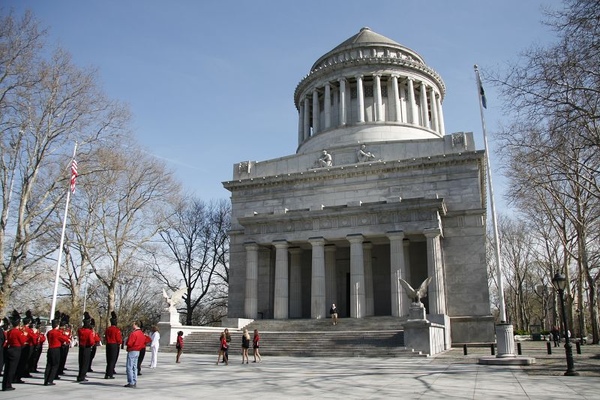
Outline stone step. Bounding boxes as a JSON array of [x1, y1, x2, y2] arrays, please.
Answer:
[[176, 317, 426, 358]]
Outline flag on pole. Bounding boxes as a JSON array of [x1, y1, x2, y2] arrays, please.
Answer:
[[474, 66, 488, 109], [70, 159, 78, 193]]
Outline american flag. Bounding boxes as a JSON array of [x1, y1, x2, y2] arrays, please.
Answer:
[[70, 159, 78, 193]]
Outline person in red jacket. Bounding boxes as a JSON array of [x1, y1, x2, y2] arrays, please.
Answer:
[[76, 313, 95, 382], [136, 329, 152, 376], [104, 311, 122, 379], [43, 319, 70, 386], [124, 320, 146, 388], [2, 311, 28, 392]]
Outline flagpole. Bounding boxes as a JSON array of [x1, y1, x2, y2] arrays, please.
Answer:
[[49, 142, 78, 321], [474, 65, 517, 359], [474, 65, 506, 323]]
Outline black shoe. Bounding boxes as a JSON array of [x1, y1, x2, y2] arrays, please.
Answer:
[[137, 372, 142, 376], [14, 380, 25, 384], [88, 369, 94, 372], [44, 382, 56, 386], [124, 383, 136, 388], [76, 378, 88, 382], [54, 376, 61, 380], [3, 387, 15, 391]]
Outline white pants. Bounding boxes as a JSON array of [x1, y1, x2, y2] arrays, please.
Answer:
[[150, 345, 159, 368]]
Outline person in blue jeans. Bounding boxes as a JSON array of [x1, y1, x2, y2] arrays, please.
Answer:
[[124, 321, 145, 388]]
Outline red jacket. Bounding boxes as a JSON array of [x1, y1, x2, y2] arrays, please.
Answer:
[[78, 327, 95, 347], [126, 329, 146, 352], [47, 328, 70, 349], [6, 327, 28, 347], [105, 325, 122, 345]]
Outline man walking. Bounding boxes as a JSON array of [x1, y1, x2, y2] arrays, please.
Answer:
[[124, 320, 145, 388]]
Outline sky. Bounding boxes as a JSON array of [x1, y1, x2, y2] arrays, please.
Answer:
[[3, 0, 563, 212]]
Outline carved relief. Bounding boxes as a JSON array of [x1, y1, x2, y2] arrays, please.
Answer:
[[451, 132, 467, 149]]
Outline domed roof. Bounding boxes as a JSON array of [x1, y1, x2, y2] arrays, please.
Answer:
[[310, 27, 425, 72]]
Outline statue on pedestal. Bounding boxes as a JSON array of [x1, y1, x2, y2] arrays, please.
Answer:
[[399, 277, 432, 320], [161, 287, 186, 325]]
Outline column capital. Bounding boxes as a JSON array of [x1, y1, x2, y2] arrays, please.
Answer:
[[308, 236, 325, 246], [244, 241, 259, 251], [324, 244, 336, 253], [363, 241, 373, 250], [373, 73, 382, 78], [338, 77, 347, 83], [346, 233, 364, 244], [355, 74, 364, 80], [273, 239, 289, 249], [386, 230, 405, 240], [423, 227, 441, 238]]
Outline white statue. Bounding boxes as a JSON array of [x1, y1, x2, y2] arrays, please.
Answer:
[[357, 144, 376, 162], [317, 150, 333, 167], [398, 277, 432, 304], [162, 287, 187, 311]]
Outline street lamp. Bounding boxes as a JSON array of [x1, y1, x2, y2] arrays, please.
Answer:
[[551, 272, 579, 376]]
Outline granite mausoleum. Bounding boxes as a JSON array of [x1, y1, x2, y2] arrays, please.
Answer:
[[223, 27, 495, 344]]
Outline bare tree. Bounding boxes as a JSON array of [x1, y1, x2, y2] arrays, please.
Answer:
[[155, 198, 230, 325], [0, 10, 130, 314], [71, 142, 179, 327]]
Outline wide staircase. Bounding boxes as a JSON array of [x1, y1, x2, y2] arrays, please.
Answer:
[[181, 316, 428, 358]]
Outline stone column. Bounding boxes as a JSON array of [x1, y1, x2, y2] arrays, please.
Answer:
[[420, 82, 430, 129], [430, 88, 439, 133], [273, 240, 289, 319], [312, 89, 319, 135], [347, 234, 366, 318], [338, 78, 347, 126], [399, 79, 407, 123], [289, 248, 303, 318], [298, 102, 304, 146], [363, 242, 374, 316], [244, 242, 259, 319], [374, 74, 383, 122], [356, 75, 365, 123], [424, 228, 446, 315], [324, 244, 337, 311], [324, 82, 331, 129], [436, 94, 445, 135], [387, 231, 406, 317], [407, 78, 418, 125], [309, 237, 326, 319], [303, 97, 310, 140], [391, 75, 401, 122], [332, 86, 339, 129]]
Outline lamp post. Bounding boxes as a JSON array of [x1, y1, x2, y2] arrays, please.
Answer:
[[551, 272, 579, 376]]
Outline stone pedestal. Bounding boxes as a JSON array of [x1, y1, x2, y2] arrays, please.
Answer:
[[495, 323, 515, 357], [403, 303, 446, 356], [408, 303, 426, 320], [158, 308, 181, 347]]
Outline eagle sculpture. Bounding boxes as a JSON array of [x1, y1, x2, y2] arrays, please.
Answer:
[[162, 287, 187, 310], [398, 277, 432, 304]]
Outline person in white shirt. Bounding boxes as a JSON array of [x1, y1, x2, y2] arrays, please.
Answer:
[[149, 326, 160, 368]]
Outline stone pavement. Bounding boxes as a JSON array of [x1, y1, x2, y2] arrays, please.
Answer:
[[4, 341, 599, 399]]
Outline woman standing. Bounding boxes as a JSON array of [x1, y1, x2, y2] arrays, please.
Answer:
[[216, 332, 228, 365], [149, 326, 160, 368], [175, 331, 184, 363], [252, 329, 262, 363], [241, 329, 250, 364]]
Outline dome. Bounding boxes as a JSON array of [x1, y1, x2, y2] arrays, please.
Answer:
[[293, 28, 447, 154]]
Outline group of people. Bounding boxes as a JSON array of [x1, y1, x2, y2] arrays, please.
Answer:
[[216, 328, 261, 365], [1, 309, 170, 392]]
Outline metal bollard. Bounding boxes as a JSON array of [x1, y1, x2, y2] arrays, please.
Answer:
[[576, 342, 581, 354], [547, 341, 552, 354], [517, 342, 522, 355], [491, 343, 495, 355], [463, 344, 468, 355]]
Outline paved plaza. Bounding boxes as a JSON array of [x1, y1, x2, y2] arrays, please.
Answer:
[[4, 342, 600, 399]]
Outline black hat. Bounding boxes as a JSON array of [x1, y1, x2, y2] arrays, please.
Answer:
[[60, 313, 69, 327], [90, 318, 96, 328], [2, 317, 9, 327], [110, 311, 118, 326], [10, 310, 21, 327], [23, 309, 33, 325], [83, 311, 92, 328]]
